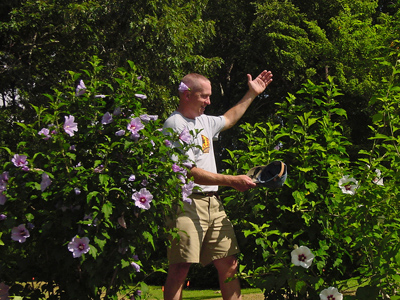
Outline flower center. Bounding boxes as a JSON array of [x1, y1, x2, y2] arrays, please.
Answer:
[[344, 184, 352, 191], [140, 196, 147, 203], [298, 254, 306, 262], [327, 295, 335, 300], [78, 243, 86, 251]]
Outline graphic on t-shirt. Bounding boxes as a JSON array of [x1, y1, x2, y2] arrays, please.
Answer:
[[201, 134, 210, 153]]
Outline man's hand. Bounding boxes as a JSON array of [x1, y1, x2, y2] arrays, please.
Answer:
[[230, 175, 257, 192], [247, 70, 273, 97]]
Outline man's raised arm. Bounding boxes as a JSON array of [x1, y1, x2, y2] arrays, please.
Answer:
[[223, 70, 273, 131]]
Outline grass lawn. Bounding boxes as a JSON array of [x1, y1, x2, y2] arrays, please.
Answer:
[[145, 286, 263, 300], [14, 282, 263, 299]]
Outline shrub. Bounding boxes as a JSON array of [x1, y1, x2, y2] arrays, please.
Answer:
[[222, 56, 400, 299], [0, 57, 192, 299]]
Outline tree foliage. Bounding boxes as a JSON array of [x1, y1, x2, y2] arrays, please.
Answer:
[[0, 0, 221, 117], [1, 0, 399, 146]]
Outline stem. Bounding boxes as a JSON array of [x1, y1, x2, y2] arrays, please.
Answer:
[[105, 267, 119, 296]]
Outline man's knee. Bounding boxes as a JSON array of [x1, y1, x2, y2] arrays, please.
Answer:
[[213, 256, 238, 277], [167, 262, 191, 280]]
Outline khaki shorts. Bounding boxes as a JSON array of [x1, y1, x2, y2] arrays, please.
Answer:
[[167, 193, 240, 266]]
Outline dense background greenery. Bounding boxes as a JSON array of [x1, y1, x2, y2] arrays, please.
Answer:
[[2, 0, 399, 129], [1, 0, 400, 299]]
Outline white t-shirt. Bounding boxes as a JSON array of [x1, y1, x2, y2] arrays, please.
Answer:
[[163, 111, 226, 192]]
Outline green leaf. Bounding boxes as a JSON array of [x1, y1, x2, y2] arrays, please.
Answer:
[[15, 122, 29, 130], [372, 113, 383, 123], [94, 235, 107, 251], [308, 117, 319, 127], [121, 259, 131, 269], [292, 190, 306, 206], [395, 251, 400, 265], [333, 258, 342, 267], [371, 133, 390, 139], [87, 191, 100, 203], [344, 236, 352, 244], [109, 187, 125, 195], [288, 278, 307, 294], [102, 201, 113, 219], [99, 174, 110, 187], [0, 146, 13, 155], [151, 266, 168, 273], [389, 85, 400, 92], [298, 166, 313, 172], [89, 244, 98, 258], [305, 181, 318, 192], [143, 231, 155, 249], [330, 108, 347, 117], [26, 213, 35, 222]]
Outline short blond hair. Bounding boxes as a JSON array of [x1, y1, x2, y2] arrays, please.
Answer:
[[180, 73, 210, 93]]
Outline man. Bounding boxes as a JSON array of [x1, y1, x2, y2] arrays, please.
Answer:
[[163, 70, 273, 300]]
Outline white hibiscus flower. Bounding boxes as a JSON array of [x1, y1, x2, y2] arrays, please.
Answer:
[[291, 245, 315, 269], [338, 175, 358, 195]]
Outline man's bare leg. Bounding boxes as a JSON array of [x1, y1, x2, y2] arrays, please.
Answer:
[[164, 262, 191, 300], [213, 256, 242, 300]]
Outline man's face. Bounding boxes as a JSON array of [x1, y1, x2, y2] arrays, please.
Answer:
[[187, 79, 212, 117]]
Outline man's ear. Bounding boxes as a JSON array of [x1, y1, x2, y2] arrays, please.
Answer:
[[183, 90, 191, 101]]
